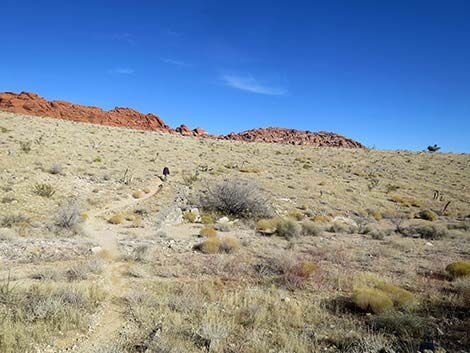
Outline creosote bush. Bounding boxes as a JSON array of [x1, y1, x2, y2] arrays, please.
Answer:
[[446, 261, 470, 279], [199, 177, 272, 218]]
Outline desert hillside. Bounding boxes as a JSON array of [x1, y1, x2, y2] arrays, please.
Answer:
[[0, 91, 364, 148], [0, 111, 469, 353]]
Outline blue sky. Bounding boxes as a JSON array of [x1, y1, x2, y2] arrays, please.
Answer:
[[1, 0, 469, 152]]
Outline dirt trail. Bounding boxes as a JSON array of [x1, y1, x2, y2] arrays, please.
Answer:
[[57, 178, 164, 352]]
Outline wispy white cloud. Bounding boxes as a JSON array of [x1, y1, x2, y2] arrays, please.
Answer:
[[111, 32, 135, 45], [221, 74, 286, 95], [162, 58, 191, 67], [109, 67, 134, 74]]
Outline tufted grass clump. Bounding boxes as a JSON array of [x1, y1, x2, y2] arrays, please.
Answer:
[[417, 209, 438, 221], [200, 227, 217, 238], [108, 214, 124, 225], [352, 288, 393, 313], [256, 217, 279, 233], [34, 183, 56, 198], [183, 211, 197, 223], [132, 191, 145, 199], [375, 283, 415, 308], [446, 261, 470, 279], [312, 214, 332, 223], [195, 236, 240, 254]]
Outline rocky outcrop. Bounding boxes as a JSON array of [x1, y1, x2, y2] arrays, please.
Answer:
[[224, 128, 365, 148], [0, 91, 364, 148], [0, 91, 171, 132]]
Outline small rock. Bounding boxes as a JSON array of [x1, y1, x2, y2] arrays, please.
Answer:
[[90, 246, 102, 254], [217, 216, 230, 223]]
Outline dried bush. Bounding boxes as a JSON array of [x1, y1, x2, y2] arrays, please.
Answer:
[[446, 261, 470, 279], [398, 221, 448, 240], [34, 183, 56, 198], [56, 201, 81, 229], [276, 217, 301, 240], [1, 214, 30, 228], [19, 140, 32, 153], [199, 177, 272, 218], [352, 288, 393, 313], [48, 164, 63, 175], [301, 220, 322, 236]]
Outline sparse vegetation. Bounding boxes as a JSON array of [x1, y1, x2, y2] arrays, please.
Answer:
[[33, 183, 56, 198], [56, 200, 81, 229]]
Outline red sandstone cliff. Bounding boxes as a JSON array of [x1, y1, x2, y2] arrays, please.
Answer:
[[0, 91, 364, 148]]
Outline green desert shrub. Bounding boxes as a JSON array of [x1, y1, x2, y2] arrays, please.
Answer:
[[276, 217, 301, 240], [352, 288, 393, 313], [199, 177, 273, 218], [33, 183, 56, 198], [417, 209, 438, 221], [446, 261, 470, 279]]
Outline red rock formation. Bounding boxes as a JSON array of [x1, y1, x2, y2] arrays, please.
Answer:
[[0, 91, 171, 132], [0, 91, 364, 148], [223, 127, 364, 148]]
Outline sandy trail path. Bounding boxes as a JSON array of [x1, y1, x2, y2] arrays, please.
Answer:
[[57, 178, 164, 352]]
